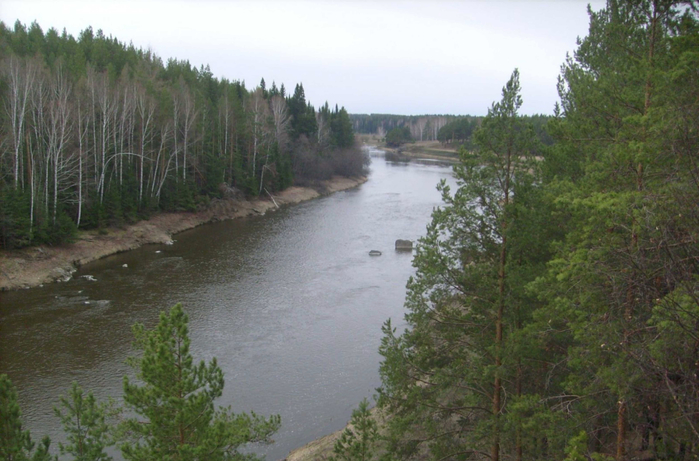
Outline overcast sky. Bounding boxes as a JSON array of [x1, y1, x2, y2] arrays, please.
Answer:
[[1, 1, 605, 116]]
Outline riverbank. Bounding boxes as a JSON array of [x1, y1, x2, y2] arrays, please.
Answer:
[[284, 407, 382, 461], [359, 136, 459, 164], [0, 176, 366, 291]]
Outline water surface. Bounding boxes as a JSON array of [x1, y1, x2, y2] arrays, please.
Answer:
[[0, 149, 455, 460]]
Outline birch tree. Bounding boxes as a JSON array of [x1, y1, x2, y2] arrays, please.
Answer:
[[270, 94, 290, 148], [45, 62, 73, 224], [135, 83, 154, 204], [2, 55, 37, 190]]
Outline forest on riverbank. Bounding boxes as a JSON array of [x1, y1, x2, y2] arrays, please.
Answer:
[[0, 21, 366, 250], [2, 0, 699, 460], [360, 1, 699, 460], [351, 113, 552, 152]]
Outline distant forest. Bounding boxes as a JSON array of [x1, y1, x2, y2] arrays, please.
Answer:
[[0, 21, 365, 250], [351, 113, 553, 148]]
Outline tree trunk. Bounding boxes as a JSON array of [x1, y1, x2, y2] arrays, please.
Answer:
[[616, 400, 626, 461]]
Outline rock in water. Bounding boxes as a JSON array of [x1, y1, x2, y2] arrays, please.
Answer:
[[395, 239, 413, 251], [369, 250, 382, 256]]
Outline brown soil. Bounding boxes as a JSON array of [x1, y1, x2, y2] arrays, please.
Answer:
[[0, 176, 366, 291], [284, 430, 341, 461], [284, 406, 397, 461]]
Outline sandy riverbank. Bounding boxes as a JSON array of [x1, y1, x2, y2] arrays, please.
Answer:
[[0, 176, 366, 291], [284, 406, 388, 461]]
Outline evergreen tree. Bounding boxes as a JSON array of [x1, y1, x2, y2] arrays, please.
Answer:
[[120, 304, 280, 461], [54, 382, 113, 461], [329, 107, 355, 149], [378, 69, 539, 460], [330, 399, 379, 461], [0, 375, 53, 461]]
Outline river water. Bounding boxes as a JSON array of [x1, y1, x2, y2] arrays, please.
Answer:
[[0, 148, 455, 460]]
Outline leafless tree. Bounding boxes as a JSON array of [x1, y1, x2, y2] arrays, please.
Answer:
[[135, 83, 155, 203], [315, 110, 330, 147], [270, 94, 289, 148], [2, 55, 38, 190], [246, 88, 269, 182], [172, 77, 197, 182], [45, 62, 74, 223]]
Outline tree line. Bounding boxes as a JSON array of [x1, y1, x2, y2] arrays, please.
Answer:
[[436, 114, 551, 150], [0, 21, 366, 250], [350, 114, 458, 142], [355, 113, 552, 152], [371, 1, 699, 460]]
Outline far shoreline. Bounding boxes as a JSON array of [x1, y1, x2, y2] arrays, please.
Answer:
[[0, 176, 366, 292]]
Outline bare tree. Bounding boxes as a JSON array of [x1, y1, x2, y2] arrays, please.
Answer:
[[270, 94, 289, 148], [315, 110, 330, 147], [415, 117, 428, 141], [220, 91, 230, 180], [75, 101, 89, 228], [114, 70, 136, 187], [86, 66, 117, 203], [246, 88, 269, 184], [135, 83, 154, 203], [45, 62, 74, 223], [172, 77, 197, 182], [2, 55, 38, 190]]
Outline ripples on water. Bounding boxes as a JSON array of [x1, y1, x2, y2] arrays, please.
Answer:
[[0, 149, 455, 460]]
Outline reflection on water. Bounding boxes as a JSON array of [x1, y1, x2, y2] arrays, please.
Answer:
[[0, 151, 455, 460]]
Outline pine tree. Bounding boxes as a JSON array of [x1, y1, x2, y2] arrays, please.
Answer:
[[54, 382, 113, 461], [0, 374, 53, 461], [120, 304, 280, 461], [378, 69, 539, 460], [534, 1, 699, 457], [330, 399, 379, 461]]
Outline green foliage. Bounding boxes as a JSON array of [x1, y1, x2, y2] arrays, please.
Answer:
[[287, 83, 317, 140], [329, 106, 355, 149], [437, 117, 477, 147], [563, 432, 613, 461], [376, 2, 699, 459], [0, 186, 31, 249], [384, 127, 411, 148], [0, 21, 364, 250], [120, 303, 280, 461], [54, 382, 114, 461], [330, 399, 379, 461], [378, 69, 541, 460], [0, 374, 54, 461]]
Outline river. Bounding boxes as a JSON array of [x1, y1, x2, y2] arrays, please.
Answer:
[[0, 147, 456, 460]]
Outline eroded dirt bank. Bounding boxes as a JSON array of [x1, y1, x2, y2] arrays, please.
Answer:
[[0, 176, 366, 291]]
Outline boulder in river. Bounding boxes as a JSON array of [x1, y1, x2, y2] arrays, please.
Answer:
[[395, 239, 413, 251], [369, 250, 382, 256]]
